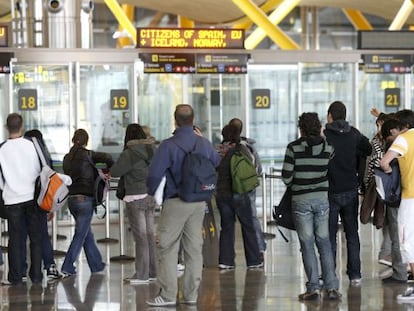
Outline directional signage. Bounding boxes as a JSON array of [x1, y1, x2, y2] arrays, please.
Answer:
[[137, 28, 244, 49], [196, 54, 248, 74], [362, 54, 412, 74], [140, 53, 195, 74]]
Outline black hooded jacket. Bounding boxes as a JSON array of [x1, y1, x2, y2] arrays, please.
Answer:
[[324, 120, 372, 194]]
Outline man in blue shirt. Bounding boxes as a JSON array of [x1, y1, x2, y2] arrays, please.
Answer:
[[146, 104, 221, 307]]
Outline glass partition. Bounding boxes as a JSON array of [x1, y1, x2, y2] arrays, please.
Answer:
[[12, 64, 71, 161], [358, 72, 405, 138], [137, 72, 244, 145], [248, 64, 299, 170], [0, 73, 10, 140], [301, 62, 354, 125], [79, 64, 133, 160]]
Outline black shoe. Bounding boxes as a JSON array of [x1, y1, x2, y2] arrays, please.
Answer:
[[382, 276, 407, 284]]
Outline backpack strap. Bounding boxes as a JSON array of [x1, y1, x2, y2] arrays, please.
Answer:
[[31, 137, 48, 168]]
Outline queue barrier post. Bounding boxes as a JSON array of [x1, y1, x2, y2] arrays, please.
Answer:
[[97, 179, 118, 244], [110, 199, 134, 262]]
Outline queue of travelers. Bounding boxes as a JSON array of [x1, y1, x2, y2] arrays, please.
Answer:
[[2, 102, 414, 305]]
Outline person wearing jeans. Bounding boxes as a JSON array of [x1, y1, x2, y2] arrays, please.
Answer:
[[110, 123, 158, 284], [62, 129, 113, 277], [324, 101, 372, 285], [217, 192, 262, 268], [282, 112, 341, 300], [61, 195, 105, 275]]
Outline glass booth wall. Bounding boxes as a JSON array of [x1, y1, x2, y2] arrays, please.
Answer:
[[79, 64, 134, 160], [301, 62, 354, 126], [248, 65, 298, 170], [12, 64, 71, 161], [358, 72, 406, 138], [137, 72, 244, 144]]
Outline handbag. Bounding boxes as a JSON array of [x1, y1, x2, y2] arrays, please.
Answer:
[[360, 180, 384, 226], [116, 176, 126, 200], [273, 187, 295, 230]]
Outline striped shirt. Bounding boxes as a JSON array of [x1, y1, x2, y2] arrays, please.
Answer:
[[282, 136, 333, 201]]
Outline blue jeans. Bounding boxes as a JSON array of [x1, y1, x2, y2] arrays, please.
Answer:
[[293, 198, 339, 292], [7, 200, 43, 284], [329, 190, 361, 280], [62, 195, 105, 274], [248, 191, 266, 252], [217, 193, 261, 267]]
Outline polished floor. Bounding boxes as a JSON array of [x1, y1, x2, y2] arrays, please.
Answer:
[[0, 212, 412, 311]]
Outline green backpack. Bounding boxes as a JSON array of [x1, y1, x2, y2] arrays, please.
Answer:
[[230, 145, 260, 194]]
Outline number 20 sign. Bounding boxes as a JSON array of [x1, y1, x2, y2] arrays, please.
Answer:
[[252, 89, 270, 109], [110, 89, 129, 110]]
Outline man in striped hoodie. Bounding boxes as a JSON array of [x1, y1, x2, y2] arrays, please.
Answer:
[[282, 112, 341, 301]]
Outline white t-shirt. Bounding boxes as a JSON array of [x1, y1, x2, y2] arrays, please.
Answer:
[[0, 137, 41, 204]]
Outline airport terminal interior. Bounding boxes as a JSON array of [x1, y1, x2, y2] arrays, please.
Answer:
[[0, 0, 413, 310]]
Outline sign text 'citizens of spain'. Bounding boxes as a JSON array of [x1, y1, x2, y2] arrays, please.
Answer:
[[137, 28, 244, 49]]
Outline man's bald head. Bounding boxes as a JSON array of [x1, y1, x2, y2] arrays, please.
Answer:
[[175, 104, 194, 127]]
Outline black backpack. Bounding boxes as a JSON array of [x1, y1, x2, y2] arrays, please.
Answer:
[[173, 138, 217, 202]]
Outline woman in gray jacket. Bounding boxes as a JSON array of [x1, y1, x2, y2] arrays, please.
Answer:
[[110, 123, 157, 284]]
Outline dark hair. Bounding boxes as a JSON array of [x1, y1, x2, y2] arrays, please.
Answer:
[[6, 113, 23, 134], [221, 124, 240, 143], [328, 101, 346, 121], [395, 109, 414, 129], [298, 112, 322, 137], [124, 123, 146, 148], [72, 129, 89, 147], [381, 118, 404, 139], [228, 118, 243, 134], [174, 104, 194, 127]]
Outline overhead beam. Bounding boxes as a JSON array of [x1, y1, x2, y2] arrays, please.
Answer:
[[342, 9, 373, 30], [104, 0, 137, 45], [389, 0, 414, 30], [178, 16, 195, 28], [245, 0, 300, 49], [232, 0, 300, 50], [117, 4, 135, 48]]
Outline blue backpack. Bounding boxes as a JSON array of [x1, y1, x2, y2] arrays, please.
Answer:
[[373, 160, 401, 208], [174, 138, 217, 202]]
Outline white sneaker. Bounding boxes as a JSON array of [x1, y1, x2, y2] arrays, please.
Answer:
[[177, 263, 185, 271], [397, 287, 414, 301], [146, 295, 176, 306], [350, 278, 361, 286]]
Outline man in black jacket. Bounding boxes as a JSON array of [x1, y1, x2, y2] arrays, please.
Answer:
[[324, 101, 372, 286]]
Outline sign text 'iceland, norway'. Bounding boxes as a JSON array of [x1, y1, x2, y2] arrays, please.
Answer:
[[137, 28, 244, 49]]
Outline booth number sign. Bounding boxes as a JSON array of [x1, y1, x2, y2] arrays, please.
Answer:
[[384, 88, 400, 107], [252, 89, 270, 109], [18, 89, 37, 111], [110, 89, 129, 110]]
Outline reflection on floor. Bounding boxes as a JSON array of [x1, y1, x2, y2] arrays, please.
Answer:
[[0, 216, 411, 311]]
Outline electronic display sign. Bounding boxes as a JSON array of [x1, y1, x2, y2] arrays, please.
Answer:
[[0, 25, 8, 47], [362, 54, 412, 74], [137, 28, 244, 49], [0, 52, 13, 74], [140, 53, 195, 74], [196, 54, 248, 74], [359, 31, 414, 50]]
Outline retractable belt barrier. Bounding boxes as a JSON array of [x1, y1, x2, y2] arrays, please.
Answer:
[[261, 168, 283, 238]]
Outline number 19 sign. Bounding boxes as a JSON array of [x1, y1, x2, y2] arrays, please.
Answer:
[[110, 89, 129, 110]]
